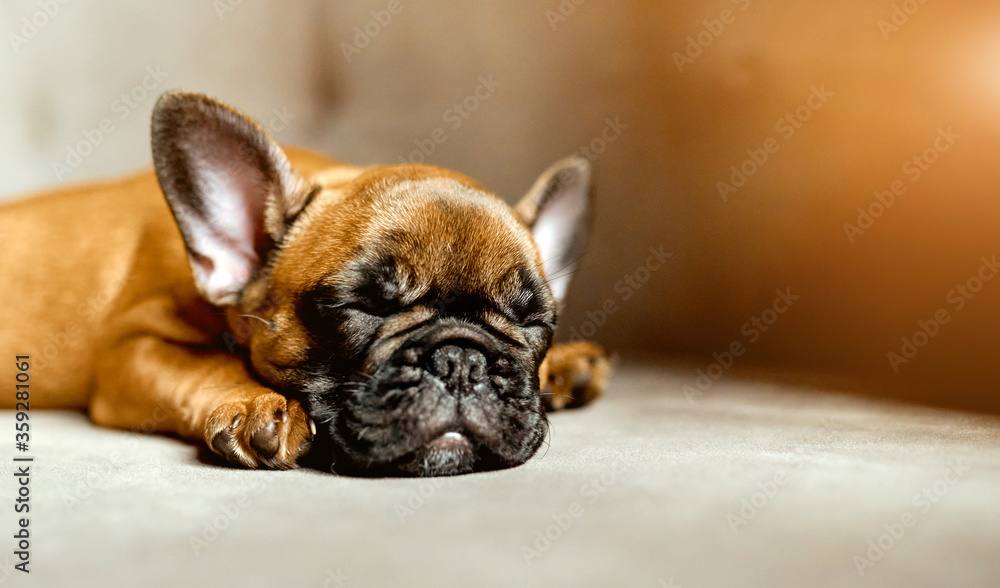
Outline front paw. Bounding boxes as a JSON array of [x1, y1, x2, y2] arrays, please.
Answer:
[[541, 342, 612, 411], [205, 392, 314, 469]]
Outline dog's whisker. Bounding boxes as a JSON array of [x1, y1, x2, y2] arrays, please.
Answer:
[[238, 313, 273, 328], [546, 261, 592, 282], [533, 247, 591, 277], [536, 421, 554, 460]]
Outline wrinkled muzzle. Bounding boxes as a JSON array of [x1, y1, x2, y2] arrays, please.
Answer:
[[322, 320, 547, 476]]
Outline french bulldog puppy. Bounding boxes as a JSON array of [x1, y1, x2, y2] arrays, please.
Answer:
[[0, 91, 609, 476]]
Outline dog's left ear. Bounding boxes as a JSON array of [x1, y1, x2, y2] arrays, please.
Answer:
[[151, 91, 314, 306], [515, 157, 592, 303]]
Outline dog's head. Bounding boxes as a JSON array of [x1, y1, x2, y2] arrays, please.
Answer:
[[151, 92, 591, 476]]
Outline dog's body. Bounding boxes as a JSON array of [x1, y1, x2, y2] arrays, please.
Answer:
[[0, 92, 608, 476], [0, 147, 349, 427]]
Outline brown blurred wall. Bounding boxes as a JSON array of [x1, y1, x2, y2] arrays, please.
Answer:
[[312, 1, 1000, 412]]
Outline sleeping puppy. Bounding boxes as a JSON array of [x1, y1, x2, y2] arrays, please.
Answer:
[[0, 91, 610, 476]]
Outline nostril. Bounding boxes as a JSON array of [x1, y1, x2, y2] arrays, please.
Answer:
[[467, 351, 487, 383], [431, 345, 466, 380]]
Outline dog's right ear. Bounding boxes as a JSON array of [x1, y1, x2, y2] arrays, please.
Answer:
[[151, 91, 314, 306]]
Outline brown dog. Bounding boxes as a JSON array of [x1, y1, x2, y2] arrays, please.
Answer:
[[0, 91, 609, 476]]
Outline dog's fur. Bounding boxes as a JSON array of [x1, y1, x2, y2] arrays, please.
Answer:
[[0, 92, 609, 476]]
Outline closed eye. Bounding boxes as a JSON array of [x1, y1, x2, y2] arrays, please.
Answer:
[[496, 307, 554, 331], [321, 299, 395, 317], [521, 316, 555, 330], [503, 282, 554, 329]]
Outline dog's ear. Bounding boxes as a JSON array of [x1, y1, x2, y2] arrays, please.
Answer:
[[151, 91, 314, 306], [515, 157, 592, 303]]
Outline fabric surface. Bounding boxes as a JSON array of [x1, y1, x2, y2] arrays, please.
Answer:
[[1, 365, 998, 587]]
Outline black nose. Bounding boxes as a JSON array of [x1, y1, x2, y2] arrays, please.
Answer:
[[429, 344, 488, 388]]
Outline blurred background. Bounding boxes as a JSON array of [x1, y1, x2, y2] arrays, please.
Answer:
[[2, 1, 998, 412]]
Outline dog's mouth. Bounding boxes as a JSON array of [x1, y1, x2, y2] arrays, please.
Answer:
[[395, 431, 475, 475], [341, 430, 495, 477], [322, 362, 546, 477], [304, 325, 548, 477]]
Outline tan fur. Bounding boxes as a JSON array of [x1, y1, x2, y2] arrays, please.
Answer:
[[541, 341, 611, 411]]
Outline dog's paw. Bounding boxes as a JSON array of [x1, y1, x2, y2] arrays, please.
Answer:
[[541, 341, 612, 411], [205, 392, 314, 469]]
